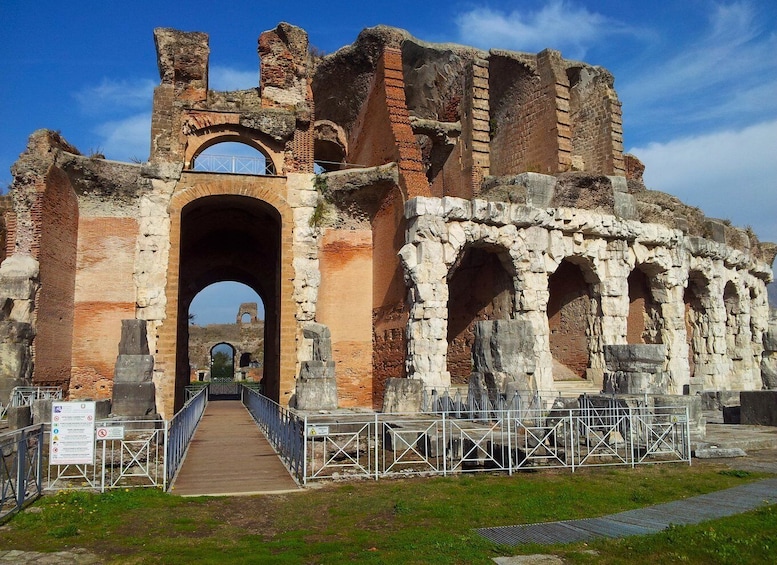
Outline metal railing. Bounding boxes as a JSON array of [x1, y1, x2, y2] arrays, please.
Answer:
[[47, 420, 166, 493], [0, 424, 44, 522], [192, 154, 275, 175], [242, 387, 305, 482], [1, 386, 64, 419], [300, 405, 691, 482], [166, 385, 208, 486]]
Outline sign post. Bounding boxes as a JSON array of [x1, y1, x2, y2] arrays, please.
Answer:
[[50, 401, 96, 466]]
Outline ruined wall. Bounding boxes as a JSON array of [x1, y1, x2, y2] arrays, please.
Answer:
[[348, 49, 429, 200], [33, 166, 78, 387], [187, 319, 264, 379], [568, 66, 625, 175], [399, 180, 774, 395], [317, 229, 373, 406], [70, 216, 138, 400]]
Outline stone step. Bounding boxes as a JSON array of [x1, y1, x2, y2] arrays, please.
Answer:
[[552, 380, 602, 397]]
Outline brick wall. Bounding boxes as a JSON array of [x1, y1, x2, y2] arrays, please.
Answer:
[[317, 229, 373, 407], [569, 68, 625, 175], [371, 190, 408, 407], [547, 261, 592, 379], [348, 49, 430, 200], [33, 167, 78, 388], [70, 217, 138, 399]]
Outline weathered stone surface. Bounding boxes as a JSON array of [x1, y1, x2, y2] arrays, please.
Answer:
[[472, 320, 536, 376], [382, 378, 423, 413], [114, 355, 155, 384], [603, 370, 669, 394], [7, 405, 31, 430], [740, 391, 777, 426], [111, 382, 157, 417], [31, 398, 52, 424], [694, 447, 746, 459], [603, 345, 666, 373], [294, 376, 338, 410], [118, 320, 150, 356], [699, 390, 741, 410]]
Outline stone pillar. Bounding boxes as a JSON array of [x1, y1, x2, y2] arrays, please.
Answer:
[[294, 322, 337, 410], [762, 314, 777, 390], [603, 344, 669, 394], [0, 254, 39, 406], [400, 198, 451, 388], [654, 271, 690, 394], [111, 320, 157, 417]]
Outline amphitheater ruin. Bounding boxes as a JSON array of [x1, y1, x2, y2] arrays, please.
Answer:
[[1, 22, 775, 425]]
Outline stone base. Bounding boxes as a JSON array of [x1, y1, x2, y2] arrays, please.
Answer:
[[7, 405, 31, 430], [603, 370, 669, 395], [295, 377, 338, 411], [382, 378, 423, 413], [699, 390, 741, 410], [740, 391, 777, 426], [111, 382, 156, 417]]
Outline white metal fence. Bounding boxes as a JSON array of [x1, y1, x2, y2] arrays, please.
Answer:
[[243, 390, 691, 485], [0, 424, 44, 522]]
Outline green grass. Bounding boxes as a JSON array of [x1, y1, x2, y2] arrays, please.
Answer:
[[0, 464, 773, 564]]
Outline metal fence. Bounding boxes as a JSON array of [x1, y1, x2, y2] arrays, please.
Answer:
[[301, 405, 691, 482], [166, 385, 208, 485], [242, 387, 305, 482], [1, 386, 63, 419], [47, 420, 166, 493], [0, 424, 44, 522], [192, 154, 275, 175]]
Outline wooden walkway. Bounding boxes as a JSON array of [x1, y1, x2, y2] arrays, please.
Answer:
[[170, 401, 300, 496]]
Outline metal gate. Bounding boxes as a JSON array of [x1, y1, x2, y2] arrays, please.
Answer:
[[208, 379, 241, 400]]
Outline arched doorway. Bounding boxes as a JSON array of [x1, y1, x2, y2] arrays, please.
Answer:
[[446, 245, 514, 383], [171, 192, 284, 410], [210, 343, 235, 380]]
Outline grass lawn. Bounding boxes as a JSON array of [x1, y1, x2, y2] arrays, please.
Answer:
[[0, 463, 774, 564]]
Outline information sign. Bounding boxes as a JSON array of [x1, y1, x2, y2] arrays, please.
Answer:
[[96, 426, 125, 441], [50, 401, 96, 465], [307, 425, 330, 437]]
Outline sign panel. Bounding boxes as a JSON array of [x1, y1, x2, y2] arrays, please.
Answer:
[[50, 401, 96, 465], [307, 425, 330, 437], [96, 426, 125, 441]]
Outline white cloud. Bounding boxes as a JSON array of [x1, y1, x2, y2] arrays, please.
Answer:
[[209, 66, 257, 91], [629, 119, 777, 243], [74, 78, 156, 116], [620, 2, 777, 128], [93, 113, 151, 163], [454, 1, 632, 58]]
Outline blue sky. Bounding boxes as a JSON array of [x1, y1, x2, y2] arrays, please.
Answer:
[[2, 1, 775, 321]]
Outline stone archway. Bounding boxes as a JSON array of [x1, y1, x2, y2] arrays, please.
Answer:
[[154, 174, 296, 415]]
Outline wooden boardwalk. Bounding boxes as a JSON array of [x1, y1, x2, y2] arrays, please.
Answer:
[[171, 401, 300, 496]]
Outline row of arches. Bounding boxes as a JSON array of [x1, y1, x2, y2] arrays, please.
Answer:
[[403, 220, 766, 394]]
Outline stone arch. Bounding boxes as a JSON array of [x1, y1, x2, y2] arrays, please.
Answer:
[[684, 270, 712, 387], [154, 175, 296, 416], [446, 242, 515, 382], [209, 342, 236, 380], [547, 257, 600, 380], [183, 128, 283, 174], [314, 120, 348, 171], [627, 264, 664, 345]]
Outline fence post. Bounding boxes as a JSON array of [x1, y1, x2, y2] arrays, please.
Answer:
[[15, 429, 27, 510], [374, 413, 379, 481], [442, 412, 447, 477], [569, 409, 575, 473], [507, 410, 513, 476], [302, 415, 308, 485]]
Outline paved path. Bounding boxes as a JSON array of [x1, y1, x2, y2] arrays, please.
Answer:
[[170, 400, 300, 496], [477, 477, 777, 545]]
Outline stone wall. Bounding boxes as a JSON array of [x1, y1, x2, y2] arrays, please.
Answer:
[[399, 180, 773, 394]]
